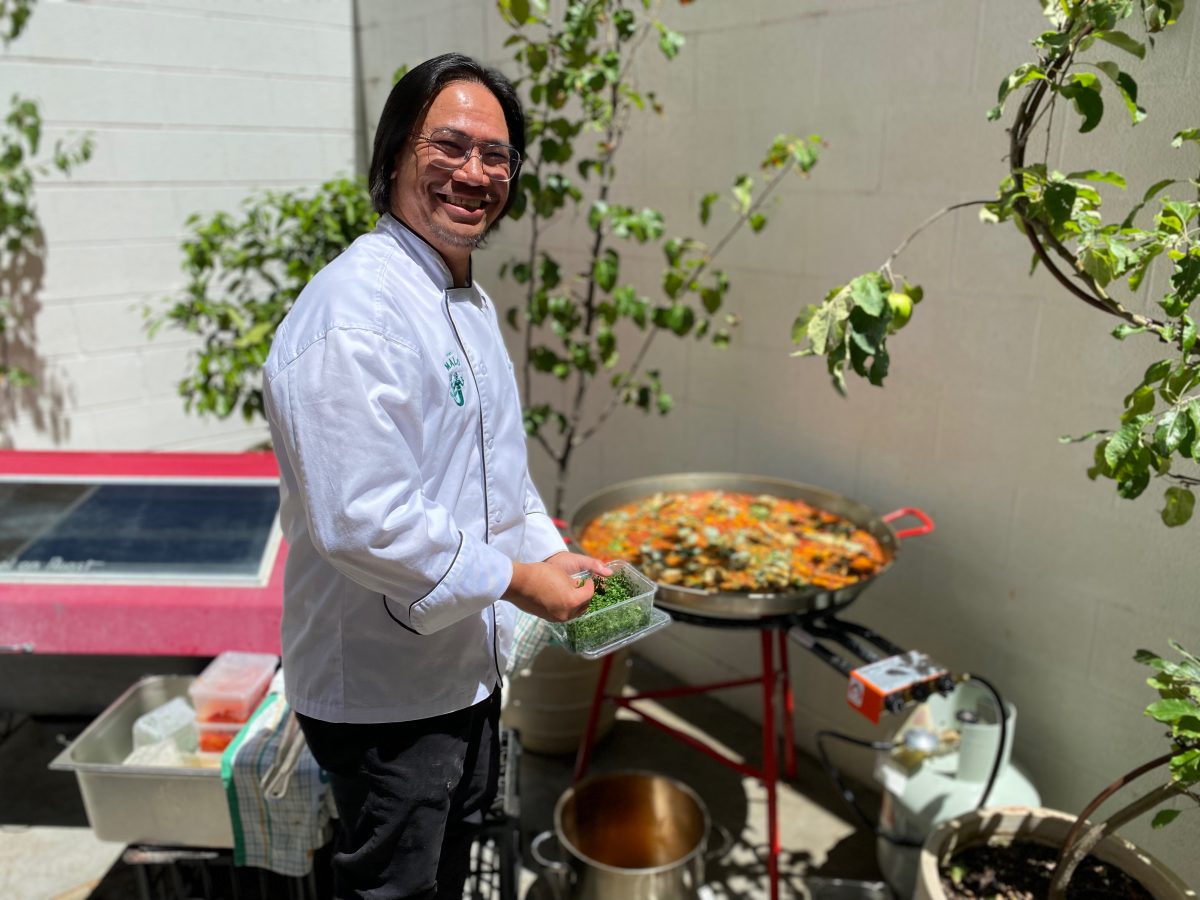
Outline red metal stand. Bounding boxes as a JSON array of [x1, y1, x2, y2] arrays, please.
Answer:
[[573, 624, 798, 900]]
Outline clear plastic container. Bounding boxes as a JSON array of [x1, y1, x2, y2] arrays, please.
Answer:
[[187, 650, 278, 724], [546, 561, 668, 658], [131, 696, 197, 752]]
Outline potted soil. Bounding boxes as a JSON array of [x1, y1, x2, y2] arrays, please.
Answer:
[[915, 644, 1199, 899], [915, 806, 1195, 900]]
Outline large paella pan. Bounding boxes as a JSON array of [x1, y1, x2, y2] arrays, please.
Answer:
[[568, 473, 933, 620]]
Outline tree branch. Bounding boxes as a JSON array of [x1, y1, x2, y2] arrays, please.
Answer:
[[1001, 22, 1181, 340], [1049, 749, 1176, 900], [879, 200, 991, 283], [573, 155, 803, 448], [1049, 779, 1181, 900]]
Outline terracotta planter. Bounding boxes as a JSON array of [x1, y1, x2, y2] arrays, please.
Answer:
[[915, 806, 1196, 900]]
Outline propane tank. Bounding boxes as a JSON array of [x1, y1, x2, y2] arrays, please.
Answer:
[[875, 681, 1041, 898]]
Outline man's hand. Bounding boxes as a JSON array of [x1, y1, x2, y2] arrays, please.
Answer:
[[503, 552, 612, 623], [542, 550, 612, 581]]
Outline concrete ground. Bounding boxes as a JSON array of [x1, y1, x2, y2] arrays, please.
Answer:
[[0, 656, 890, 899]]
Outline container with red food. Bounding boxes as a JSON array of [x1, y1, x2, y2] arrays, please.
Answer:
[[187, 651, 278, 751], [196, 719, 243, 753]]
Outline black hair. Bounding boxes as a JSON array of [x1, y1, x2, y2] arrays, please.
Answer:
[[368, 53, 525, 220]]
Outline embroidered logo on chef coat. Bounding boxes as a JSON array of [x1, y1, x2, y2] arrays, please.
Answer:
[[444, 352, 466, 407]]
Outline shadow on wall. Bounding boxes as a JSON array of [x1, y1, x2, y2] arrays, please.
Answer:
[[0, 231, 71, 448]]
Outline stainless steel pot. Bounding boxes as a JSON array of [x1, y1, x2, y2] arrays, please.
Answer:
[[568, 472, 934, 620], [531, 770, 714, 899]]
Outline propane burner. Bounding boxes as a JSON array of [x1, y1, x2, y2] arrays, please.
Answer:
[[787, 613, 1042, 899], [787, 612, 956, 721]]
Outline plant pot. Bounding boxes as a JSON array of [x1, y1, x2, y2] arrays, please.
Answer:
[[501, 646, 631, 755], [915, 806, 1196, 900]]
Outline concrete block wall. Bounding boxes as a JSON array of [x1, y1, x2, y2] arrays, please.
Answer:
[[2, 0, 355, 449], [363, 1, 1200, 885]]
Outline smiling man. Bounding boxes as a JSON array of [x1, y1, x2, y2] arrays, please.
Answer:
[[263, 54, 609, 899]]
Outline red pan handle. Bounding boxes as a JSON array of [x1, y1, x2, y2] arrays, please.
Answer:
[[882, 507, 934, 540]]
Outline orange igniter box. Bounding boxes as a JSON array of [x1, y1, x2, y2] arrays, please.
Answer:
[[845, 652, 947, 724]]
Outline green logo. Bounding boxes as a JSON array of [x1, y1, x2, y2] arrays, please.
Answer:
[[444, 352, 465, 407]]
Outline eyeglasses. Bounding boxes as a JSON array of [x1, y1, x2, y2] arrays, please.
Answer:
[[410, 129, 521, 183]]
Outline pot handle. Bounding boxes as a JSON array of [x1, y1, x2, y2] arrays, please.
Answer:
[[882, 507, 934, 540], [530, 830, 571, 896], [705, 821, 734, 861]]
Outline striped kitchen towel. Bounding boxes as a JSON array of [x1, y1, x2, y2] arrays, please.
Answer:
[[221, 684, 331, 877], [508, 609, 555, 674]]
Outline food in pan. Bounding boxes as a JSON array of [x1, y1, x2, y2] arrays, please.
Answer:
[[577, 490, 884, 593]]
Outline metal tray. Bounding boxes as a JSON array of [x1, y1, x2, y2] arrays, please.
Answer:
[[50, 674, 234, 848]]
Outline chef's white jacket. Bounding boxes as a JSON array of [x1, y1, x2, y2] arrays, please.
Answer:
[[264, 214, 565, 723]]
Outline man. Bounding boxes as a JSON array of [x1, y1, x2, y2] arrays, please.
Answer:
[[263, 53, 608, 899]]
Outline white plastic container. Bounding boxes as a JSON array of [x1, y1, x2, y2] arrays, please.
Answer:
[[188, 650, 278, 723], [132, 695, 197, 752]]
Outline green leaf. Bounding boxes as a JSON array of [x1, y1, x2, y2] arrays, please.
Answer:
[[1135, 648, 1169, 669], [1153, 408, 1190, 454], [1161, 486, 1195, 526], [1123, 178, 1177, 228], [1059, 75, 1105, 133], [1112, 323, 1148, 340], [1093, 62, 1145, 125], [1118, 467, 1151, 499], [848, 274, 885, 316], [1171, 129, 1200, 148], [792, 306, 818, 343], [1122, 385, 1155, 423], [656, 22, 684, 60], [1104, 421, 1142, 468], [1144, 0, 1184, 32], [666, 304, 694, 336], [992, 64, 1048, 120], [1142, 359, 1173, 388], [1181, 316, 1197, 353], [1044, 181, 1077, 225], [1151, 809, 1181, 829], [868, 343, 890, 386], [612, 7, 636, 39], [749, 212, 766, 233], [588, 200, 608, 231], [807, 304, 838, 355], [1188, 401, 1200, 460], [1147, 697, 1198, 723], [663, 270, 685, 300], [1095, 31, 1146, 59], [731, 175, 753, 215], [1064, 169, 1126, 188], [699, 192, 718, 226]]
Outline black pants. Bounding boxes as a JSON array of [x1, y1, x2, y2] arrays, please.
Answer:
[[296, 688, 501, 900]]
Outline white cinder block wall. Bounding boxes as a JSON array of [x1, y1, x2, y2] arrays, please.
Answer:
[[1, 0, 355, 449], [360, 0, 1200, 884]]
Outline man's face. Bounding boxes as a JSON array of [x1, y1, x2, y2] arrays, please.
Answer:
[[391, 81, 512, 271]]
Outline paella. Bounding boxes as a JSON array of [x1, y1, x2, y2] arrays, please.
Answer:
[[576, 489, 886, 594]]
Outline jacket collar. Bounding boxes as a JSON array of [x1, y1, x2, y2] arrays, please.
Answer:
[[378, 214, 480, 305]]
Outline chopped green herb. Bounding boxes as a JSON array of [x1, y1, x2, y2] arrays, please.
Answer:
[[563, 567, 650, 652]]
